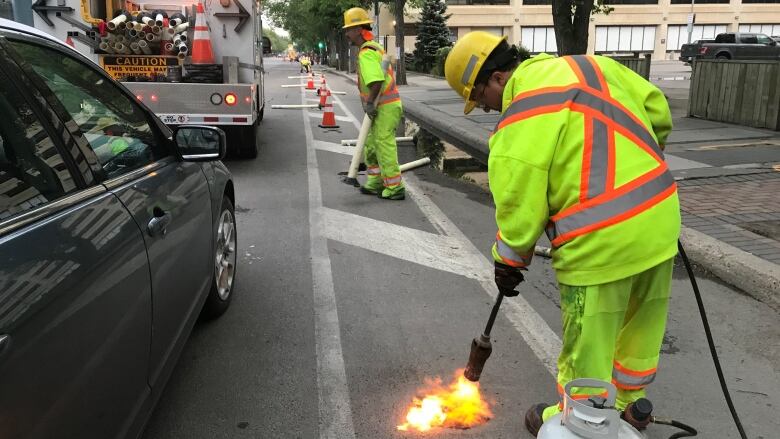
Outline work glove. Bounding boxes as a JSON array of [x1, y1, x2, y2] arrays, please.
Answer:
[[363, 101, 378, 120], [494, 261, 524, 297]]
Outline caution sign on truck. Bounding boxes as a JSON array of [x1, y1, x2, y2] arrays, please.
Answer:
[[100, 56, 178, 80]]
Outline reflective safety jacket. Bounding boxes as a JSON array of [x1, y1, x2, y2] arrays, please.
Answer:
[[357, 40, 401, 108], [489, 54, 680, 286]]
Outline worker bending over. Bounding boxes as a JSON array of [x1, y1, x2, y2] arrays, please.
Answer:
[[444, 32, 680, 436], [342, 7, 405, 200]]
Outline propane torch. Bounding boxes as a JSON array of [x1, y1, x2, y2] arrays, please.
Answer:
[[463, 287, 516, 382]]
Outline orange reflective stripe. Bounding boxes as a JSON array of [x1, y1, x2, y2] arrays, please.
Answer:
[[384, 174, 402, 186], [612, 360, 658, 389], [556, 383, 609, 408], [367, 166, 381, 176], [495, 231, 533, 268]]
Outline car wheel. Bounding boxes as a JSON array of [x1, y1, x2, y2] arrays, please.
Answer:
[[716, 55, 730, 61], [201, 196, 237, 320]]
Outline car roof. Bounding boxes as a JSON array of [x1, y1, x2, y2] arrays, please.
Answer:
[[0, 18, 71, 48]]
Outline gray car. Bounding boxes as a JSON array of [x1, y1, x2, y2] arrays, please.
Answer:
[[0, 19, 238, 438]]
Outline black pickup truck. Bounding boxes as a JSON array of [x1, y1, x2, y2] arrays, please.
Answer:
[[682, 32, 780, 63]]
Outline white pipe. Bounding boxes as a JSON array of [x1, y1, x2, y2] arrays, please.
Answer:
[[107, 14, 127, 31], [534, 246, 552, 258], [138, 40, 152, 55], [177, 52, 186, 61], [130, 42, 142, 54], [140, 16, 153, 25], [173, 22, 189, 33], [174, 33, 187, 43], [399, 157, 431, 173], [114, 43, 131, 54], [287, 75, 322, 79], [133, 22, 143, 32], [151, 25, 161, 35], [169, 17, 184, 27], [137, 31, 146, 40], [281, 84, 307, 88], [322, 90, 347, 95], [164, 28, 175, 41], [99, 42, 115, 53], [176, 42, 188, 54], [155, 14, 164, 27], [342, 136, 413, 146], [271, 104, 320, 109]]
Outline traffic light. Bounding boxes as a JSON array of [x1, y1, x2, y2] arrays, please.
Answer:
[[318, 41, 324, 49]]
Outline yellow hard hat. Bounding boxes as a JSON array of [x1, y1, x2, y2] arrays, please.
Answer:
[[445, 31, 506, 114], [343, 7, 372, 29]]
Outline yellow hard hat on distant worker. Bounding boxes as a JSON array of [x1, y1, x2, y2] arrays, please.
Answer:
[[343, 7, 373, 29], [445, 31, 507, 115]]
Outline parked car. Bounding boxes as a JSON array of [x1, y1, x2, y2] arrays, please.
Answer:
[[0, 18, 238, 439], [679, 38, 715, 64], [696, 32, 780, 61]]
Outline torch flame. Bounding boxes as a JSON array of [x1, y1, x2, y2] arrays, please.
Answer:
[[397, 369, 492, 432]]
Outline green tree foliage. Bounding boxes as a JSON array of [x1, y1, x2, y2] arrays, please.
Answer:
[[552, 0, 612, 55], [262, 28, 291, 54], [412, 0, 451, 74]]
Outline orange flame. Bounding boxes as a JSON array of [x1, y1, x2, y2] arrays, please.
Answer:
[[397, 369, 493, 432]]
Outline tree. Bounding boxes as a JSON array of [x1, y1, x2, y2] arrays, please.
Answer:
[[552, 0, 612, 56], [412, 0, 451, 74]]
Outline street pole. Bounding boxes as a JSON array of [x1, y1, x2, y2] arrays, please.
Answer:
[[687, 0, 696, 44], [373, 0, 380, 42]]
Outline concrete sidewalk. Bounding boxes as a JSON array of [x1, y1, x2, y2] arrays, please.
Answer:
[[323, 67, 780, 312]]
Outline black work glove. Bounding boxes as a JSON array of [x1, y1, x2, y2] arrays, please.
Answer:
[[494, 261, 524, 297]]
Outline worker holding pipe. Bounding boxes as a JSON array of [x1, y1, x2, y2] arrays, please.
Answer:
[[444, 32, 680, 436], [343, 7, 405, 200]]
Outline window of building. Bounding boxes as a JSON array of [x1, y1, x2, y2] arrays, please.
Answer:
[[739, 24, 780, 37], [0, 69, 77, 221], [446, 0, 510, 4], [666, 24, 727, 51], [742, 0, 780, 4], [602, 0, 657, 3], [520, 27, 557, 53], [10, 41, 169, 181], [475, 27, 504, 37], [595, 26, 656, 53], [522, 0, 552, 4]]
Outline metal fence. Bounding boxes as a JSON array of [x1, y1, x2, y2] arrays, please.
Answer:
[[688, 59, 780, 130], [609, 54, 651, 80]]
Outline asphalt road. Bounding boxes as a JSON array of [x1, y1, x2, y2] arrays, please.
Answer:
[[141, 58, 780, 439]]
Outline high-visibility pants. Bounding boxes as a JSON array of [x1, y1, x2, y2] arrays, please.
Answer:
[[364, 103, 404, 197], [542, 257, 674, 421]]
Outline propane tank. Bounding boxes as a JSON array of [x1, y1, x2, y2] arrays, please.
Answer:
[[538, 379, 645, 439]]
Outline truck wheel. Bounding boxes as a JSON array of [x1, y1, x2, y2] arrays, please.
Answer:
[[716, 54, 730, 61], [201, 196, 236, 320], [238, 124, 258, 159]]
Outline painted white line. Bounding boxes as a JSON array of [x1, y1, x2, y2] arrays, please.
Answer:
[[320, 206, 490, 282], [665, 154, 711, 171], [313, 140, 354, 156], [330, 92, 562, 376], [302, 89, 357, 439]]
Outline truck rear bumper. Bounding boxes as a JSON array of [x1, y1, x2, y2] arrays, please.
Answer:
[[158, 114, 255, 125]]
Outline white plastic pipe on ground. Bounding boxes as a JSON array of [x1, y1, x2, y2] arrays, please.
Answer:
[[281, 84, 307, 88], [341, 136, 413, 146], [271, 104, 320, 109], [399, 157, 431, 172]]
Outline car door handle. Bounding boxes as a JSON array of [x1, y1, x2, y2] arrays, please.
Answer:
[[147, 210, 172, 237]]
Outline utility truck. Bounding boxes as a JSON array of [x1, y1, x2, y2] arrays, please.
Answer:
[[30, 0, 265, 157]]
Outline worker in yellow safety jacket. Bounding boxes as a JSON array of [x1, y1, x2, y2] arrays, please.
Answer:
[[343, 7, 405, 200], [444, 32, 681, 437]]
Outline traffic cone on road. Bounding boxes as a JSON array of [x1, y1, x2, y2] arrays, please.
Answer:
[[318, 92, 339, 129], [319, 87, 330, 107], [191, 1, 215, 64], [306, 72, 315, 90]]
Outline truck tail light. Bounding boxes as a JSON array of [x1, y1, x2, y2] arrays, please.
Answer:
[[224, 93, 237, 106], [699, 47, 709, 55]]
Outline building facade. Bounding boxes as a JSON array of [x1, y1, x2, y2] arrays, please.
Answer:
[[446, 0, 780, 60]]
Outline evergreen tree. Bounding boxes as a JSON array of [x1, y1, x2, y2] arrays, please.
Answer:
[[413, 0, 451, 73]]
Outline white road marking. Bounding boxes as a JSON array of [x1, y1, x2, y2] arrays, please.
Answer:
[[302, 89, 357, 439], [329, 92, 562, 376], [665, 154, 711, 171], [312, 140, 354, 156]]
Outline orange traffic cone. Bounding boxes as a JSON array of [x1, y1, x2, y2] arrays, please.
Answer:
[[191, 1, 215, 64], [319, 87, 329, 107], [306, 72, 315, 90], [318, 92, 339, 129]]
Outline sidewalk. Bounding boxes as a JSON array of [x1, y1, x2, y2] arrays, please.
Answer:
[[324, 67, 780, 311]]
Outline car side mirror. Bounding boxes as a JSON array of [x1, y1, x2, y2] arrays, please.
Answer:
[[173, 125, 226, 161]]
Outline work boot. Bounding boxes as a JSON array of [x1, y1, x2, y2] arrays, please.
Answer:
[[378, 187, 405, 201], [621, 398, 653, 431], [359, 185, 380, 195], [524, 403, 547, 437]]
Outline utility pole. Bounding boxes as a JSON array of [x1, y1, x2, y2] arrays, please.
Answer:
[[686, 0, 696, 44], [373, 0, 380, 42]]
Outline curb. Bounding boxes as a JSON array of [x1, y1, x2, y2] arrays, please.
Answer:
[[680, 227, 780, 313]]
